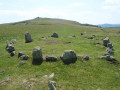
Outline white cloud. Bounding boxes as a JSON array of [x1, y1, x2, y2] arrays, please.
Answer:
[[102, 5, 120, 10], [0, 8, 67, 20], [105, 0, 120, 4], [102, 0, 120, 10], [69, 2, 85, 7]]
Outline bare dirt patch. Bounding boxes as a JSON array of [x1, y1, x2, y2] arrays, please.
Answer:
[[63, 42, 71, 44], [42, 40, 59, 45]]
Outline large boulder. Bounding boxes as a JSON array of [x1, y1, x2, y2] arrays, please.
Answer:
[[46, 56, 57, 62], [60, 50, 77, 64], [51, 32, 58, 38], [32, 46, 43, 65], [103, 37, 110, 47], [25, 32, 32, 43]]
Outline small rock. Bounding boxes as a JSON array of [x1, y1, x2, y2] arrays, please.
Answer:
[[46, 56, 57, 62], [51, 32, 58, 38], [107, 43, 113, 49], [49, 73, 54, 79], [83, 56, 89, 60], [10, 39, 16, 44], [10, 51, 15, 56], [18, 52, 24, 58], [6, 44, 15, 53], [20, 55, 29, 60], [48, 80, 56, 90], [19, 61, 26, 65], [106, 48, 114, 55], [80, 33, 84, 35]]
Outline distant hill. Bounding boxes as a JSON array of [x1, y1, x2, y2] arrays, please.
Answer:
[[98, 24, 120, 28], [10, 17, 98, 27]]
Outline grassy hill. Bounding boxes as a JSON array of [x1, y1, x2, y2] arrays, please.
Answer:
[[0, 18, 120, 90]]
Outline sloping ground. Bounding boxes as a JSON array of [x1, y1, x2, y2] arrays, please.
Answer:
[[0, 18, 120, 90]]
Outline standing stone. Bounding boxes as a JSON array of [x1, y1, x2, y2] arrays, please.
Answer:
[[103, 37, 110, 47], [25, 32, 32, 43], [60, 50, 77, 64], [32, 46, 43, 65], [51, 32, 58, 38], [107, 43, 113, 49]]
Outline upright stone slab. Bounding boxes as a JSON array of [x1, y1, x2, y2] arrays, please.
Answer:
[[103, 37, 110, 47], [32, 46, 43, 65], [61, 50, 77, 64], [25, 32, 32, 43]]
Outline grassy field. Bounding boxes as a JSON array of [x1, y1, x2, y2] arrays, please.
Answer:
[[0, 18, 120, 90]]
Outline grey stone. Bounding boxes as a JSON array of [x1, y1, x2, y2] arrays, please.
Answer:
[[48, 80, 56, 90], [32, 46, 43, 64], [103, 37, 110, 47], [51, 32, 58, 38], [10, 39, 16, 44], [105, 55, 115, 61], [18, 52, 24, 58], [6, 44, 15, 53], [80, 33, 84, 35], [25, 32, 32, 43], [20, 55, 29, 60], [61, 50, 77, 64], [46, 56, 57, 62], [19, 61, 26, 65], [72, 35, 76, 37], [83, 56, 89, 60], [107, 43, 113, 49], [88, 37, 93, 39], [92, 35, 96, 37], [106, 48, 114, 55], [10, 51, 15, 56]]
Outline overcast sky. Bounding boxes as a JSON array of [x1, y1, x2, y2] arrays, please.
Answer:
[[0, 0, 120, 25]]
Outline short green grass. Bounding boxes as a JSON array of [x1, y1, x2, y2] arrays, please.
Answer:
[[0, 18, 120, 90]]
